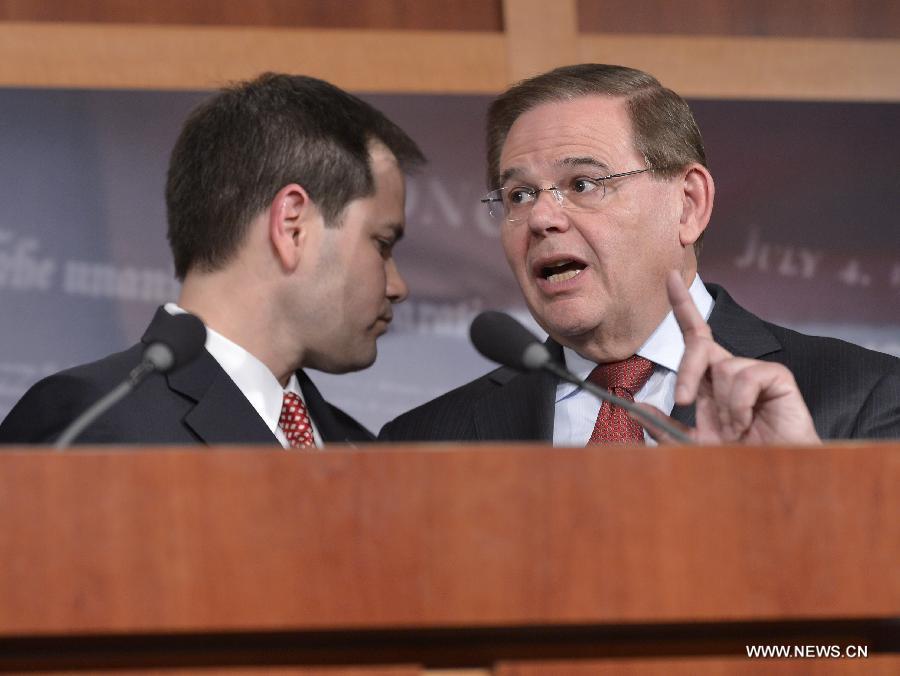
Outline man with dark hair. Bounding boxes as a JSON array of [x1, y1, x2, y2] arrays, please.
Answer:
[[381, 63, 899, 444], [0, 73, 425, 446]]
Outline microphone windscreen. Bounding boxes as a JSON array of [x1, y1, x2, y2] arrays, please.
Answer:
[[469, 311, 549, 372], [150, 313, 207, 372]]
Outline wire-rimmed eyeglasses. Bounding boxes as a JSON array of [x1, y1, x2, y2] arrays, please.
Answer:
[[481, 168, 655, 222]]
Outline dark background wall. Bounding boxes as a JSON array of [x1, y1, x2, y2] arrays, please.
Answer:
[[0, 0, 897, 430]]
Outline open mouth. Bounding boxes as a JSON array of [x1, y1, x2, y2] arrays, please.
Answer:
[[540, 259, 587, 283]]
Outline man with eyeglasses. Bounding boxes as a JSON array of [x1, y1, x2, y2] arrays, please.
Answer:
[[381, 63, 899, 444]]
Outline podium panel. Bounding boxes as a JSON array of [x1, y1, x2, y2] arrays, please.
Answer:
[[0, 443, 897, 671]]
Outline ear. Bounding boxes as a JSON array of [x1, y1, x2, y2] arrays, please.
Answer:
[[677, 164, 715, 247], [269, 183, 315, 272]]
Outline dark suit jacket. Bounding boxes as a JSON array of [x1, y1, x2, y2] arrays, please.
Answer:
[[380, 284, 900, 442], [0, 308, 373, 446]]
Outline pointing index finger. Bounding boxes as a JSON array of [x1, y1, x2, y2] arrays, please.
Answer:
[[667, 270, 730, 405], [666, 270, 711, 341]]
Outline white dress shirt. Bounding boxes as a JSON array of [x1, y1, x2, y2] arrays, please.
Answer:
[[164, 303, 322, 448], [552, 275, 713, 446]]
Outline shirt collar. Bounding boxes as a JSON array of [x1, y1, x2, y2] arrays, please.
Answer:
[[557, 275, 713, 401], [637, 274, 713, 372], [164, 303, 301, 436]]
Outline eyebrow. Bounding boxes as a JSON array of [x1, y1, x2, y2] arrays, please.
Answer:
[[498, 167, 524, 186], [498, 157, 612, 186], [559, 156, 611, 173]]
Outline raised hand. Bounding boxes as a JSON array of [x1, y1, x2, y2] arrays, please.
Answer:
[[665, 270, 820, 445]]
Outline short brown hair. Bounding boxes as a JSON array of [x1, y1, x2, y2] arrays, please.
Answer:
[[166, 73, 425, 280]]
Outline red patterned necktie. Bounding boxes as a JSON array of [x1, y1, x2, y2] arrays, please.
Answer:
[[278, 392, 315, 449], [587, 355, 655, 444]]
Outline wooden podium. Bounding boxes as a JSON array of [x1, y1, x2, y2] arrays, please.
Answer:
[[0, 443, 897, 674]]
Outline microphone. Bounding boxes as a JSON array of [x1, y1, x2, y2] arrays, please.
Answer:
[[469, 311, 693, 445], [470, 310, 553, 371], [54, 313, 207, 449], [140, 313, 207, 373]]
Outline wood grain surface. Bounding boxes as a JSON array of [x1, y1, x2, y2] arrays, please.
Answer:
[[0, 443, 896, 635]]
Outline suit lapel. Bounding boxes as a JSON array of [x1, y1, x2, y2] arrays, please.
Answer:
[[670, 285, 783, 428], [474, 369, 556, 441], [669, 402, 696, 428], [296, 370, 355, 443], [473, 338, 560, 441], [141, 308, 280, 446], [178, 364, 281, 445]]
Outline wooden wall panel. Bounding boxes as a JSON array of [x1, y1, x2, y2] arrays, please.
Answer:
[[0, 1, 898, 98], [578, 34, 900, 101], [578, 0, 900, 39], [0, 23, 507, 93], [503, 0, 578, 81], [0, 0, 503, 32]]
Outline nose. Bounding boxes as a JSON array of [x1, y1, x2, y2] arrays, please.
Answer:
[[386, 258, 409, 304], [526, 188, 569, 235]]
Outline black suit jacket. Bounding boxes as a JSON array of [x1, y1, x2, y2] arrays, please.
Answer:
[[0, 308, 373, 446], [380, 284, 900, 442]]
